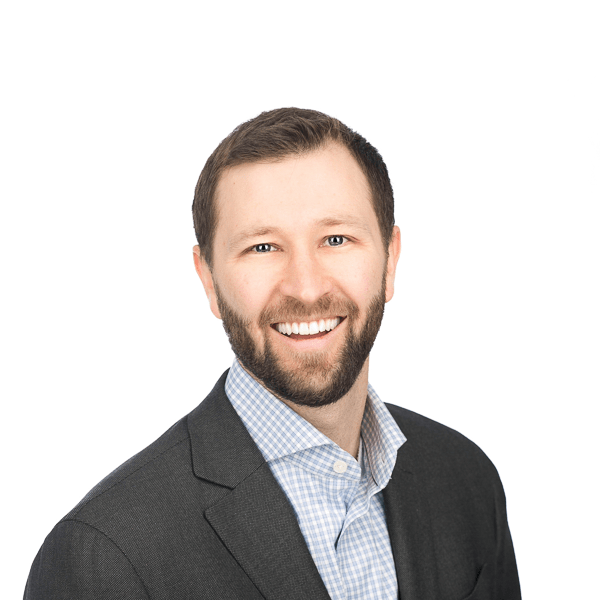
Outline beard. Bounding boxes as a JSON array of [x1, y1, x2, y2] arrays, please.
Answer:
[[213, 269, 387, 408]]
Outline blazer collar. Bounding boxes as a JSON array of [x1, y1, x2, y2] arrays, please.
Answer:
[[187, 370, 264, 488], [187, 370, 331, 600]]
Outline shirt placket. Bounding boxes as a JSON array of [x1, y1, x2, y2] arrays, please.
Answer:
[[335, 443, 388, 599], [288, 445, 362, 600]]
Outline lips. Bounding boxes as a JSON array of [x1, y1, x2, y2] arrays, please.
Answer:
[[271, 317, 344, 337]]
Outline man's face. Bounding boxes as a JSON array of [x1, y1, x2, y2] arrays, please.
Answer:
[[195, 143, 400, 407]]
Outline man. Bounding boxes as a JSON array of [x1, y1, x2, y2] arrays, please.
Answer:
[[25, 108, 520, 599]]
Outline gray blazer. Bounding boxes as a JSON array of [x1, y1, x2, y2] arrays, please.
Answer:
[[24, 371, 521, 599]]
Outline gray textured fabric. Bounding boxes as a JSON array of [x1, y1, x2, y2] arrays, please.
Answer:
[[24, 370, 520, 599]]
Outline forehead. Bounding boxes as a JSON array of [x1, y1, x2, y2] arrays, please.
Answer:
[[213, 143, 377, 246]]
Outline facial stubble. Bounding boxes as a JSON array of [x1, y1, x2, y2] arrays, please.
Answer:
[[213, 269, 387, 408]]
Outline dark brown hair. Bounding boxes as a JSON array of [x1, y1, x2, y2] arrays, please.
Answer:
[[192, 107, 394, 270]]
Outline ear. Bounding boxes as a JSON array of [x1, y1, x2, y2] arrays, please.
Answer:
[[384, 226, 401, 303], [193, 246, 222, 320]]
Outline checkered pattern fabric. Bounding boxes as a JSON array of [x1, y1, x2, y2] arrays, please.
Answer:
[[225, 359, 407, 600]]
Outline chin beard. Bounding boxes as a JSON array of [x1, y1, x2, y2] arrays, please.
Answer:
[[213, 273, 387, 408]]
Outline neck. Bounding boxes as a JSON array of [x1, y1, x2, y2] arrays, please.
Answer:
[[278, 359, 370, 459]]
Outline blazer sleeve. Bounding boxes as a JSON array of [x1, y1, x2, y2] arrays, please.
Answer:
[[24, 519, 150, 600], [495, 492, 521, 599]]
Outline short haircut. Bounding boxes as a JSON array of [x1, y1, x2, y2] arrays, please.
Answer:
[[192, 107, 395, 270]]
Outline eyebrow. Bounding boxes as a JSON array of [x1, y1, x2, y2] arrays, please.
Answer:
[[317, 216, 371, 232], [228, 216, 372, 252]]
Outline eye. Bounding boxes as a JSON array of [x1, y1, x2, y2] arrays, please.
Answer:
[[324, 235, 348, 247], [251, 243, 276, 253]]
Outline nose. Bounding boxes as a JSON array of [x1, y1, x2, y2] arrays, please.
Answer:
[[277, 249, 333, 306]]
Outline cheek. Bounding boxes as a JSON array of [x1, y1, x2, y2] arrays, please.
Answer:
[[226, 268, 275, 320], [340, 257, 383, 303]]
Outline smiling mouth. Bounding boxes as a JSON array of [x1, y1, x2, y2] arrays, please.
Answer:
[[271, 317, 345, 339]]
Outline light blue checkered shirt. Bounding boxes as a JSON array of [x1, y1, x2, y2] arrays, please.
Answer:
[[225, 359, 406, 600]]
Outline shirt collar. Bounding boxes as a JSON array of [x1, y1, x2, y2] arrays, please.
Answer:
[[361, 384, 406, 487], [225, 358, 406, 485]]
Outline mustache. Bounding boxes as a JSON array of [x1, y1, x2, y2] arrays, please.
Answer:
[[259, 296, 359, 327]]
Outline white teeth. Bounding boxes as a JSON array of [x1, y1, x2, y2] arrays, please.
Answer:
[[275, 317, 343, 336]]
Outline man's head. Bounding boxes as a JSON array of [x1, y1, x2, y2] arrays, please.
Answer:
[[192, 108, 400, 407], [193, 108, 395, 271]]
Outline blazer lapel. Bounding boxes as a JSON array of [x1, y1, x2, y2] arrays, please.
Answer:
[[188, 372, 331, 600], [205, 463, 331, 600], [383, 442, 441, 600]]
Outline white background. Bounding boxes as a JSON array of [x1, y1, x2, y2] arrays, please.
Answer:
[[2, 1, 598, 597]]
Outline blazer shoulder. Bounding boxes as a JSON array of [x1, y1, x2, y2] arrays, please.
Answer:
[[57, 372, 233, 532], [385, 403, 502, 483], [64, 415, 191, 523]]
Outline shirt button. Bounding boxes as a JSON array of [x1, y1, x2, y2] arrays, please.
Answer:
[[333, 460, 348, 474]]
